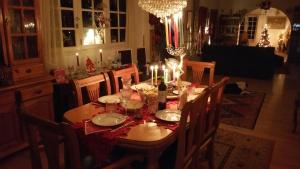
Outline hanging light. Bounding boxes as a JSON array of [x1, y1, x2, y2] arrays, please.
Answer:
[[259, 0, 271, 10], [138, 0, 187, 18]]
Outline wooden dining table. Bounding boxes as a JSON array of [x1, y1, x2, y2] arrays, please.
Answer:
[[64, 102, 177, 169], [63, 82, 205, 169]]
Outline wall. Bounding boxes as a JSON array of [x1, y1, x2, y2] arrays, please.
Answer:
[[246, 8, 291, 49]]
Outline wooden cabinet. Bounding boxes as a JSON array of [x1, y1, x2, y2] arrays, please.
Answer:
[[218, 15, 241, 45], [0, 76, 54, 159], [1, 0, 45, 82]]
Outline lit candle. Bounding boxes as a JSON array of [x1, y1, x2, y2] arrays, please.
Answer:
[[76, 52, 79, 67], [162, 64, 166, 80], [150, 65, 154, 85], [154, 65, 158, 85], [99, 49, 103, 62], [172, 64, 177, 81], [165, 69, 169, 83]]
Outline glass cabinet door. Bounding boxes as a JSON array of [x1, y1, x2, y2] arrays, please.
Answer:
[[4, 0, 40, 64]]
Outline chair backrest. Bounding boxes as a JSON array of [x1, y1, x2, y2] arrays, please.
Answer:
[[118, 49, 132, 65], [201, 77, 229, 142], [60, 122, 82, 169], [21, 111, 63, 169], [182, 60, 215, 85], [111, 64, 140, 93], [73, 72, 111, 105], [175, 88, 210, 169]]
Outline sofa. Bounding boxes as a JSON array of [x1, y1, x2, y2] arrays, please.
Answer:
[[201, 45, 283, 79]]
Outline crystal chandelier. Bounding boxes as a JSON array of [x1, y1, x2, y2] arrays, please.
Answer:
[[138, 0, 187, 18]]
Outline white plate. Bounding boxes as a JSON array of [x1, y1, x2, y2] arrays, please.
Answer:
[[131, 83, 155, 91], [155, 109, 182, 122], [172, 90, 179, 95], [91, 113, 128, 127], [121, 100, 144, 110], [98, 95, 120, 104]]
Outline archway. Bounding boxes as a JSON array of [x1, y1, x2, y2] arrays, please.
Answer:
[[242, 7, 291, 61]]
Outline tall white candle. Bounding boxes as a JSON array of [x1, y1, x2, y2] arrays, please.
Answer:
[[150, 65, 154, 85], [162, 65, 166, 81], [165, 69, 169, 83], [154, 65, 158, 85], [172, 64, 177, 81]]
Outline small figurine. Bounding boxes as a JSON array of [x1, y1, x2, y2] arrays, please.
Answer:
[[86, 57, 96, 73]]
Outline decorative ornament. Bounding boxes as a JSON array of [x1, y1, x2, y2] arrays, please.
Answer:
[[138, 0, 187, 18], [86, 57, 96, 74]]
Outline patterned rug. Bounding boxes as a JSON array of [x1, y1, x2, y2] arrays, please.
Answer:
[[221, 92, 265, 129], [200, 129, 274, 169]]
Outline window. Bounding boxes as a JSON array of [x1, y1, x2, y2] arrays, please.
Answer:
[[110, 0, 126, 43], [81, 0, 105, 45], [247, 17, 257, 40], [60, 0, 76, 47], [59, 0, 127, 48]]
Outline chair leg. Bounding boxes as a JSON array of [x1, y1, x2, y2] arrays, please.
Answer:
[[293, 106, 298, 133], [207, 140, 215, 169]]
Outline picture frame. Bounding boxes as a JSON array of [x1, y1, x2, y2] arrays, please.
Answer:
[[267, 16, 286, 29]]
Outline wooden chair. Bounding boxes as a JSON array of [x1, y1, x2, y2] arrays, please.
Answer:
[[111, 64, 140, 93], [21, 111, 143, 169], [174, 88, 211, 169], [137, 48, 147, 74], [73, 73, 111, 106], [21, 111, 64, 169], [61, 122, 144, 169], [182, 60, 216, 85], [196, 77, 229, 169]]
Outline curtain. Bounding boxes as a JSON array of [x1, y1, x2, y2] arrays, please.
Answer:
[[40, 0, 63, 71]]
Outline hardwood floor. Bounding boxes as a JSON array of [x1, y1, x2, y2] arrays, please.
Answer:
[[0, 63, 300, 169], [219, 63, 300, 169]]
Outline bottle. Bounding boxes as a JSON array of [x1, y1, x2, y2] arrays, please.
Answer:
[[158, 77, 167, 110]]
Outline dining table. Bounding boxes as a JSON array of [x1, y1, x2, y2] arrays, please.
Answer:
[[63, 82, 205, 169]]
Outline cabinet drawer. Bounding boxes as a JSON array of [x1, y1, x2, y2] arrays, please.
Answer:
[[20, 83, 53, 101], [12, 64, 45, 81]]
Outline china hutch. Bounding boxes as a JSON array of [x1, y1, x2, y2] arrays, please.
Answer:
[[0, 0, 54, 159]]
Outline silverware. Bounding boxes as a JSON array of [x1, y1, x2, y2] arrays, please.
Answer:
[[110, 121, 135, 132]]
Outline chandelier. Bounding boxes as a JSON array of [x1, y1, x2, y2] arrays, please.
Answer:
[[138, 0, 187, 18]]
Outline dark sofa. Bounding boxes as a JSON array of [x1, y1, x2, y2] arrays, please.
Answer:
[[201, 45, 283, 79]]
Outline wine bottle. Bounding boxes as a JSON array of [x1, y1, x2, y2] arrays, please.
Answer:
[[158, 77, 167, 110]]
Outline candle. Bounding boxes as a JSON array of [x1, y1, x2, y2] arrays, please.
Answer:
[[76, 52, 79, 67], [165, 17, 169, 47], [150, 65, 154, 85], [172, 64, 177, 81], [154, 65, 158, 85], [99, 49, 103, 62], [162, 65, 166, 81], [165, 69, 169, 83]]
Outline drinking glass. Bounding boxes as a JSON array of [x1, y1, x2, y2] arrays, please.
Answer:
[[120, 88, 132, 114]]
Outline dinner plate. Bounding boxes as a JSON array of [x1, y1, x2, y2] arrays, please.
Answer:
[[155, 109, 182, 122], [98, 95, 120, 104], [131, 83, 155, 91], [91, 113, 128, 127], [121, 100, 144, 110]]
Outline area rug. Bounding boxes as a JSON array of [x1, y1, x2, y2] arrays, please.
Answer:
[[200, 129, 274, 169], [220, 92, 265, 129]]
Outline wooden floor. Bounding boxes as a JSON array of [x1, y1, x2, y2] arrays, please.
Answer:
[[1, 63, 300, 169]]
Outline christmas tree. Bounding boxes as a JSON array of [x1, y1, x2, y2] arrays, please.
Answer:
[[257, 24, 271, 47]]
